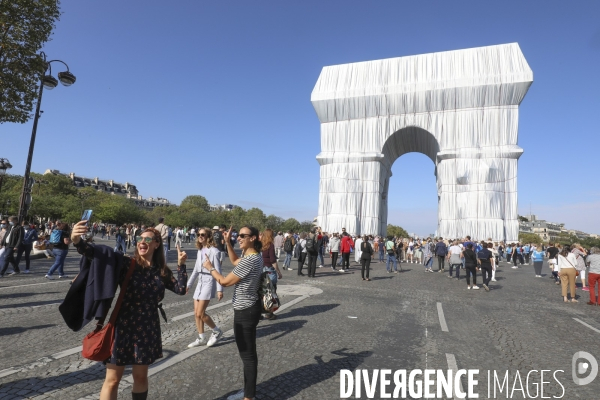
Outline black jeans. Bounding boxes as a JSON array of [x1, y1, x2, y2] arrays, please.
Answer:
[[437, 255, 445, 271], [306, 252, 318, 277], [0, 247, 19, 275], [360, 258, 371, 279], [16, 243, 33, 271], [342, 252, 350, 269], [513, 254, 523, 266], [233, 300, 261, 399], [481, 263, 492, 285], [465, 265, 477, 285], [331, 252, 339, 269], [297, 253, 306, 275], [449, 264, 461, 278]]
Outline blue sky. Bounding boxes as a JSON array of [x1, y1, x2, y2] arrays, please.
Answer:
[[3, 1, 600, 235]]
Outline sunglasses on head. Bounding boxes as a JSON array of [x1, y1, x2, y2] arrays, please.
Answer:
[[238, 233, 253, 239], [136, 236, 155, 244]]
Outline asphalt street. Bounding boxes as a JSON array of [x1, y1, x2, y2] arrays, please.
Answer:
[[0, 239, 599, 399]]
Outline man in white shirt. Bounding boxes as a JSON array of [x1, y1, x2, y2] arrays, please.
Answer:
[[155, 217, 169, 262], [274, 232, 284, 260]]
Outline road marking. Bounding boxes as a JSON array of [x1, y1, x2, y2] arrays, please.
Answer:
[[0, 280, 70, 290], [125, 294, 311, 383], [437, 302, 449, 332], [573, 318, 600, 334], [171, 300, 232, 321], [445, 353, 465, 400]]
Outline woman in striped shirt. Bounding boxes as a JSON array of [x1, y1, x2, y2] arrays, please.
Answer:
[[204, 226, 263, 400]]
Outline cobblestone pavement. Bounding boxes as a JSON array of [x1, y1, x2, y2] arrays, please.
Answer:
[[1, 241, 599, 399]]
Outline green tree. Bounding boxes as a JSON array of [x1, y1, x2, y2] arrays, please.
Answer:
[[281, 218, 301, 233], [265, 214, 283, 232], [96, 195, 142, 225], [299, 220, 314, 233], [244, 208, 266, 230], [387, 224, 408, 238], [0, 0, 61, 124], [518, 232, 542, 245], [180, 195, 210, 212]]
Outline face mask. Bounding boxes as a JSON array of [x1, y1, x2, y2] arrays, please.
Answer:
[[9, 221, 14, 226], [0, 224, 5, 228]]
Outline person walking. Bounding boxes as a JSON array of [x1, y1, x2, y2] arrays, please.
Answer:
[[205, 226, 263, 400], [329, 232, 341, 272], [0, 216, 24, 277], [360, 235, 374, 281], [558, 245, 578, 302], [477, 241, 493, 291], [506, 244, 513, 264], [532, 245, 545, 277], [378, 236, 385, 263], [282, 232, 295, 271], [512, 243, 524, 268], [260, 229, 282, 319], [463, 243, 479, 290], [296, 233, 307, 276], [273, 231, 284, 261], [547, 243, 560, 284], [585, 247, 600, 306], [155, 218, 169, 262], [385, 236, 398, 273], [187, 227, 224, 348], [572, 244, 588, 291], [15, 221, 37, 274], [340, 232, 354, 272], [422, 239, 434, 272], [305, 229, 319, 278], [114, 224, 127, 253], [435, 238, 447, 272], [447, 240, 462, 280], [45, 220, 71, 279]]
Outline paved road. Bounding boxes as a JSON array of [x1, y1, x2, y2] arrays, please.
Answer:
[[0, 240, 599, 399]]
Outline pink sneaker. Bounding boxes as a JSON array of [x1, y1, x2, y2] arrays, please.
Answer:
[[582, 286, 590, 291]]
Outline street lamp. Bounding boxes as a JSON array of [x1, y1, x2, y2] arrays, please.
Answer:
[[18, 52, 76, 223], [0, 158, 13, 197]]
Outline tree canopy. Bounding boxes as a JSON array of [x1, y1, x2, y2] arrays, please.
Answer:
[[387, 224, 409, 238], [0, 0, 61, 124]]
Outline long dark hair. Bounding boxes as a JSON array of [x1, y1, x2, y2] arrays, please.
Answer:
[[134, 227, 172, 280], [559, 245, 571, 258], [242, 226, 262, 253]]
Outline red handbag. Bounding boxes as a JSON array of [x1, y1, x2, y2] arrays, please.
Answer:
[[82, 258, 136, 361]]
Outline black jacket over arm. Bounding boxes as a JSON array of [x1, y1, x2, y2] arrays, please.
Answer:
[[59, 242, 125, 332]]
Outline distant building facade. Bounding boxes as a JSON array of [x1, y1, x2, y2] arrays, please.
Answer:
[[44, 169, 173, 209], [209, 204, 239, 212]]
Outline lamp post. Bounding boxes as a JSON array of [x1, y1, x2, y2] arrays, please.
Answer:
[[2, 200, 10, 219], [17, 52, 76, 223], [0, 158, 13, 197]]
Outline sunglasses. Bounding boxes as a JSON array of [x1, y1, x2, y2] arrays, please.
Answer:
[[238, 234, 253, 239], [199, 233, 207, 238], [136, 236, 155, 244]]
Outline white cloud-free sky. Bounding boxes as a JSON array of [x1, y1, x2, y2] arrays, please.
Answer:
[[3, 1, 600, 235]]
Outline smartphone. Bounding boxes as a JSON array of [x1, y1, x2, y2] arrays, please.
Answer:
[[81, 209, 93, 226]]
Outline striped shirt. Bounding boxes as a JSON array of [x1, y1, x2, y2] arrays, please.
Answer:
[[232, 253, 263, 310]]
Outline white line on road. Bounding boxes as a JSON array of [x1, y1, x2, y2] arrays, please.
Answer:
[[573, 317, 600, 334], [445, 353, 465, 400], [0, 280, 70, 290], [437, 302, 449, 332], [125, 294, 311, 383]]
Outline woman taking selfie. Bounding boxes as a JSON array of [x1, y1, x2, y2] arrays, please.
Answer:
[[186, 227, 223, 348], [69, 220, 188, 400], [203, 226, 263, 400]]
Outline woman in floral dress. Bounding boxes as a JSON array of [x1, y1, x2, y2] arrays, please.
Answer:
[[71, 221, 188, 400]]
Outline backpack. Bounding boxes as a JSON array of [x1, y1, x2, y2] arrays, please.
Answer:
[[49, 229, 62, 244], [258, 271, 280, 313], [305, 236, 317, 253], [284, 237, 293, 252]]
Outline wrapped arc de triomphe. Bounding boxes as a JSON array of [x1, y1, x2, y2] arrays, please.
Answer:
[[311, 43, 533, 241]]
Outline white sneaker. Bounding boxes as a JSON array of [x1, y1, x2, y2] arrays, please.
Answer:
[[187, 336, 208, 348], [23, 270, 31, 274], [59, 275, 69, 279], [45, 274, 54, 280], [206, 329, 222, 347], [339, 269, 345, 273], [472, 285, 480, 290], [491, 278, 497, 282], [227, 390, 245, 400], [467, 286, 472, 290], [511, 266, 518, 269], [318, 265, 323, 268]]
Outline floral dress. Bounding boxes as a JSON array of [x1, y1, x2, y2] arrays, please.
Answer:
[[77, 242, 187, 366]]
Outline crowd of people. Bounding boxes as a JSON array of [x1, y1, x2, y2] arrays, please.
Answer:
[[2, 216, 599, 400]]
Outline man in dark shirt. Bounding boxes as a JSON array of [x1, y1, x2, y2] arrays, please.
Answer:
[[477, 241, 493, 291], [546, 243, 560, 283], [434, 238, 448, 272], [213, 225, 226, 262], [0, 216, 24, 276]]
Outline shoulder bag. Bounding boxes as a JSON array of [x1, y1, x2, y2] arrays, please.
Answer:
[[82, 258, 136, 361]]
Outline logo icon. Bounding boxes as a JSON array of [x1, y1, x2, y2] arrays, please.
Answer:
[[572, 351, 598, 386]]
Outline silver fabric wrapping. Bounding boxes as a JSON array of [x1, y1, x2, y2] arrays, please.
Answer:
[[312, 43, 533, 241]]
